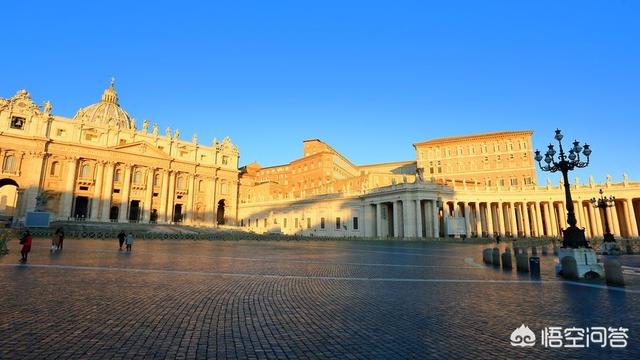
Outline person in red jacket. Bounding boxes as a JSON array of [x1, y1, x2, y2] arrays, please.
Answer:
[[19, 229, 32, 263]]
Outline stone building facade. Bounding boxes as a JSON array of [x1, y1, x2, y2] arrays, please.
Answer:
[[0, 83, 239, 225], [1, 85, 638, 239]]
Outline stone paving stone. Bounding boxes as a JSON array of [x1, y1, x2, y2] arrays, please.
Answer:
[[0, 238, 638, 359]]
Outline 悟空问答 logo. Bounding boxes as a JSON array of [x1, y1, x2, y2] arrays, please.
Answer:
[[510, 324, 536, 347]]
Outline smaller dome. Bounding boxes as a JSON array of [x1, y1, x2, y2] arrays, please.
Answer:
[[73, 80, 133, 129]]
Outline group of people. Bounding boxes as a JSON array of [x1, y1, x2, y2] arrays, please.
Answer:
[[50, 227, 65, 253], [117, 230, 135, 251]]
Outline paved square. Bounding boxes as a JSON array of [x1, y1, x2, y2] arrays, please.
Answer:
[[1, 238, 639, 359]]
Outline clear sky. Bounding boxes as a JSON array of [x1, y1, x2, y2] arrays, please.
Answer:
[[2, 1, 639, 184]]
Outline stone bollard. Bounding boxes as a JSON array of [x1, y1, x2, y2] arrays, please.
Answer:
[[516, 253, 529, 273], [529, 256, 540, 276], [560, 256, 578, 279], [492, 248, 501, 267], [531, 246, 538, 256], [541, 246, 548, 256], [483, 248, 492, 264], [604, 260, 625, 286], [501, 249, 513, 270]]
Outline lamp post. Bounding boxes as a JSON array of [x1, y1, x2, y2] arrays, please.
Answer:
[[590, 189, 616, 243], [535, 129, 592, 248]]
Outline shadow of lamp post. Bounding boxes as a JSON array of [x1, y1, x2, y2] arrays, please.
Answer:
[[534, 129, 591, 248], [590, 189, 616, 243]]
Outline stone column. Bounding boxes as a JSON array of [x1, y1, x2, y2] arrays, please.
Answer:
[[58, 157, 78, 220], [118, 164, 132, 222], [99, 162, 115, 222], [527, 203, 536, 236], [595, 207, 604, 236], [364, 203, 375, 237], [432, 200, 440, 238], [549, 202, 558, 237], [393, 201, 400, 238], [89, 161, 105, 220], [558, 202, 567, 229], [535, 202, 544, 237], [542, 202, 551, 237], [376, 203, 383, 238], [497, 202, 506, 237], [521, 203, 530, 237], [166, 171, 176, 223], [587, 204, 600, 238], [463, 202, 472, 237], [474, 203, 482, 237], [185, 175, 195, 224], [402, 199, 414, 239], [415, 200, 423, 238], [485, 203, 494, 236], [610, 202, 621, 236], [509, 202, 517, 237], [158, 170, 169, 223], [142, 168, 155, 223], [625, 199, 639, 238]]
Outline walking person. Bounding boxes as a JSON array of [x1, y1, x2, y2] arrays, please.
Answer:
[[56, 227, 65, 251], [19, 229, 33, 263], [125, 232, 134, 252], [51, 231, 60, 253], [117, 230, 126, 251]]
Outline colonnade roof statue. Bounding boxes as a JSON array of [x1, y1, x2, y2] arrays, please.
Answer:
[[73, 79, 135, 130]]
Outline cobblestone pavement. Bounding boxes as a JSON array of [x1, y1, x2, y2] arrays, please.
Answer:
[[1, 238, 639, 359]]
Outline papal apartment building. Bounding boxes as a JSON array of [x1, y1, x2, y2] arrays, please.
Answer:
[[1, 84, 639, 239]]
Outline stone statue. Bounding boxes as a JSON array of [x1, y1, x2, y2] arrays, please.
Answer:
[[192, 133, 198, 144], [623, 173, 629, 183], [130, 118, 136, 130], [165, 127, 171, 138], [416, 168, 425, 183], [546, 178, 552, 186], [43, 101, 52, 115], [589, 175, 595, 185], [212, 138, 219, 146], [606, 174, 613, 184], [152, 123, 159, 136], [35, 193, 48, 211], [142, 119, 150, 133], [174, 128, 180, 140]]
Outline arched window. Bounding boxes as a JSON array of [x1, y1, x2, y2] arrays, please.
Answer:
[[50, 161, 60, 176], [79, 164, 91, 179], [177, 176, 185, 190], [114, 169, 122, 182], [133, 170, 143, 184], [153, 173, 160, 186], [2, 154, 16, 173]]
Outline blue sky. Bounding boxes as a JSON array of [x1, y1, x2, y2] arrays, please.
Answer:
[[2, 1, 639, 183]]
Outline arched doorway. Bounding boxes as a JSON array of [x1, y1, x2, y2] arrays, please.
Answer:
[[109, 206, 119, 222], [173, 204, 183, 223], [0, 178, 19, 223], [217, 199, 225, 225]]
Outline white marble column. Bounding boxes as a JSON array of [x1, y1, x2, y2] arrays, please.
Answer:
[[509, 202, 517, 237], [497, 202, 506, 237], [522, 203, 531, 237], [166, 171, 176, 222], [463, 202, 472, 237], [58, 157, 78, 220], [99, 162, 115, 221], [393, 201, 400, 238], [625, 199, 638, 237], [118, 164, 132, 222], [415, 200, 423, 238], [376, 203, 383, 238], [89, 161, 105, 220], [142, 168, 155, 223]]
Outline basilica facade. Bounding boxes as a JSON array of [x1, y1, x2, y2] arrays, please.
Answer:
[[0, 83, 239, 226], [1, 85, 639, 239]]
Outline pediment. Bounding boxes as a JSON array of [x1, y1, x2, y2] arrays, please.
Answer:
[[112, 141, 171, 159]]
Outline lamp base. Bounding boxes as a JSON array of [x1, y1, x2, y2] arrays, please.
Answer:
[[562, 226, 589, 248], [556, 248, 604, 279]]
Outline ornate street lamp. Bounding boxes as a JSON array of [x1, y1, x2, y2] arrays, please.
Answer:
[[534, 129, 592, 248], [590, 189, 616, 243]]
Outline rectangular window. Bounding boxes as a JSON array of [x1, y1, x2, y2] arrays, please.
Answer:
[[524, 177, 532, 185], [56, 128, 66, 137], [240, 219, 244, 227], [307, 218, 311, 229], [222, 156, 229, 165], [510, 178, 518, 186], [264, 218, 267, 227], [498, 179, 505, 186], [283, 218, 287, 228], [295, 218, 299, 228], [353, 217, 359, 230], [336, 217, 341, 230], [10, 116, 25, 130], [320, 217, 325, 229]]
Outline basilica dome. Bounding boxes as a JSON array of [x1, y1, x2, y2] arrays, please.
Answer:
[[73, 81, 134, 129]]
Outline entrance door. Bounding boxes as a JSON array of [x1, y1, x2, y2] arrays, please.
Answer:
[[216, 199, 225, 225], [109, 206, 119, 222], [173, 204, 183, 223], [129, 200, 140, 222], [74, 196, 89, 219]]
